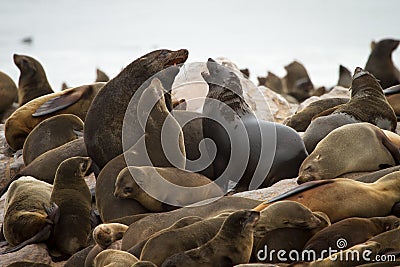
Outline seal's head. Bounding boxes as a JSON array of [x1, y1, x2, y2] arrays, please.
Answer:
[[350, 67, 382, 97]]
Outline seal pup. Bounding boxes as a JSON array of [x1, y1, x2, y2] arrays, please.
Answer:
[[303, 216, 400, 258], [0, 71, 18, 120], [365, 38, 400, 88], [84, 49, 188, 169], [93, 249, 139, 267], [95, 68, 110, 82], [282, 61, 314, 102], [22, 114, 84, 165], [95, 78, 186, 222], [92, 223, 129, 249], [5, 82, 105, 150], [298, 123, 400, 184], [49, 156, 92, 257], [253, 171, 400, 222], [13, 54, 54, 106], [303, 67, 397, 153], [283, 98, 349, 132], [161, 210, 260, 267], [114, 166, 223, 212], [337, 65, 352, 88], [202, 58, 307, 192], [1, 177, 59, 254]]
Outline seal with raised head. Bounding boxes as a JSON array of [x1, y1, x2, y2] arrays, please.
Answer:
[[303, 67, 397, 153], [0, 71, 18, 120], [114, 166, 223, 212], [1, 177, 59, 254], [5, 82, 105, 150], [49, 156, 92, 257], [22, 114, 84, 165], [303, 215, 400, 258], [161, 209, 260, 267], [253, 171, 400, 222], [202, 58, 308, 192], [337, 64, 352, 88], [365, 38, 400, 89], [282, 60, 314, 102], [84, 49, 188, 169], [13, 54, 54, 106], [298, 123, 400, 184], [95, 68, 110, 83]]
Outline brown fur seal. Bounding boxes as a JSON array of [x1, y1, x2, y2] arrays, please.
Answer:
[[298, 123, 400, 184], [84, 49, 188, 169], [49, 157, 92, 257], [128, 216, 203, 258], [282, 61, 314, 102], [161, 210, 260, 267], [337, 65, 352, 88], [114, 166, 223, 212], [22, 114, 84, 165], [85, 241, 122, 267], [92, 223, 129, 249], [202, 58, 307, 192], [0, 71, 18, 120], [95, 78, 186, 222], [303, 67, 397, 153], [64, 245, 95, 267], [355, 165, 400, 183], [253, 172, 400, 222], [283, 98, 349, 132], [95, 68, 110, 83], [13, 54, 54, 106], [1, 177, 59, 254], [5, 82, 105, 150], [139, 217, 225, 266], [258, 71, 283, 93], [303, 216, 400, 258], [93, 249, 139, 267], [121, 196, 261, 249], [365, 39, 400, 89]]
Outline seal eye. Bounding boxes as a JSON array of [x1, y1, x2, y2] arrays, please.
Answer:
[[124, 187, 133, 194], [81, 162, 87, 171]]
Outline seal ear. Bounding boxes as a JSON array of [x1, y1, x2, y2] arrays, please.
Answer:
[[32, 85, 91, 117]]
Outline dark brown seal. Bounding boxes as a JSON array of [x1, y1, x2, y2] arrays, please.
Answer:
[[253, 171, 400, 222], [258, 71, 283, 94], [22, 114, 84, 165], [283, 61, 314, 102], [365, 38, 400, 89], [49, 157, 92, 257], [13, 54, 54, 106], [337, 64, 352, 88], [95, 68, 110, 82], [161, 210, 260, 267], [0, 71, 18, 120], [84, 49, 188, 169]]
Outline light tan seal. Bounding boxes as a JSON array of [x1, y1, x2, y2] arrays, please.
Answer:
[[22, 114, 84, 165], [298, 123, 400, 184], [161, 210, 260, 267], [114, 166, 223, 212], [92, 223, 129, 249], [253, 172, 400, 222], [5, 82, 105, 150], [93, 249, 139, 267], [49, 156, 92, 257], [13, 54, 54, 106], [1, 177, 59, 254]]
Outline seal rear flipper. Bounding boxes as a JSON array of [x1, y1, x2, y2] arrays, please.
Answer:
[[0, 224, 52, 254], [311, 104, 345, 120], [32, 85, 91, 117], [252, 180, 334, 212], [384, 84, 400, 96]]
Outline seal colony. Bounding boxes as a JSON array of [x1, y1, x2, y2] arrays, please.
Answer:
[[0, 38, 400, 266]]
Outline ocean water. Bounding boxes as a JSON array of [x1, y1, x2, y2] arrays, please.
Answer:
[[0, 0, 399, 91]]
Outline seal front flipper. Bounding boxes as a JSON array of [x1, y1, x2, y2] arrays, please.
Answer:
[[32, 85, 91, 117], [384, 84, 400, 96], [311, 104, 346, 120], [252, 180, 334, 212]]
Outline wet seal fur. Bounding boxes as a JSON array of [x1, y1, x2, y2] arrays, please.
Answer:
[[298, 123, 400, 184], [13, 54, 54, 106], [114, 166, 223, 212], [161, 210, 260, 267], [253, 171, 400, 222]]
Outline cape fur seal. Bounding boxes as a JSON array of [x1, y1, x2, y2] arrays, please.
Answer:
[[1, 177, 59, 254], [253, 171, 400, 222], [84, 49, 188, 169], [5, 82, 105, 150], [337, 65, 352, 88], [298, 123, 400, 184], [258, 71, 283, 93], [202, 59, 307, 192], [93, 249, 139, 267], [13, 54, 54, 106], [50, 157, 92, 257], [95, 68, 110, 82], [0, 71, 18, 120], [92, 223, 129, 249], [365, 38, 400, 89], [161, 210, 260, 267], [303, 67, 397, 153], [282, 61, 314, 102], [114, 166, 223, 212], [22, 114, 84, 165]]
